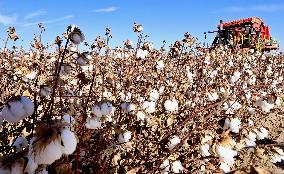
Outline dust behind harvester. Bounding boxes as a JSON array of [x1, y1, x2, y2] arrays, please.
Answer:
[[208, 17, 279, 51]]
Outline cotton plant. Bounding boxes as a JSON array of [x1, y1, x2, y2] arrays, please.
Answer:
[[29, 122, 77, 165], [2, 96, 34, 123]]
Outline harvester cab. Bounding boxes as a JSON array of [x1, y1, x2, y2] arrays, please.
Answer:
[[208, 17, 279, 51]]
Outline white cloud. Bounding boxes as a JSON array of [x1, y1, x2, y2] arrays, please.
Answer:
[[0, 13, 17, 25], [25, 10, 47, 20], [23, 15, 74, 27], [92, 6, 117, 13]]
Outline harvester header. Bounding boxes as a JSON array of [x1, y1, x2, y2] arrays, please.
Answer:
[[208, 17, 279, 51]]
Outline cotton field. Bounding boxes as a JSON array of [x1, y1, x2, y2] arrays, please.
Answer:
[[0, 23, 284, 174]]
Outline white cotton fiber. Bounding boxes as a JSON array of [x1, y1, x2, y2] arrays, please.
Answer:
[[2, 105, 19, 123], [92, 105, 103, 117], [100, 102, 113, 116], [200, 143, 211, 157], [171, 160, 184, 173], [118, 131, 132, 143], [164, 99, 179, 112], [10, 161, 23, 174], [168, 135, 180, 150], [8, 101, 25, 119], [85, 117, 102, 129], [31, 139, 63, 165], [142, 101, 156, 113], [20, 96, 34, 116], [24, 157, 38, 174], [61, 129, 77, 155], [160, 159, 170, 174], [13, 136, 28, 152]]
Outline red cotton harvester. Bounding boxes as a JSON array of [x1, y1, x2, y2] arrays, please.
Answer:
[[208, 17, 279, 51]]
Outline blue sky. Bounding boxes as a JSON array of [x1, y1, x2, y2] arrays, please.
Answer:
[[0, 0, 283, 50]]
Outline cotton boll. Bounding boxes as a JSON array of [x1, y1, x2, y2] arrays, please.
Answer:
[[229, 118, 241, 133], [25, 71, 37, 80], [2, 106, 19, 123], [31, 139, 63, 165], [156, 60, 164, 70], [127, 103, 137, 113], [100, 102, 114, 116], [103, 91, 112, 98], [11, 161, 23, 174], [248, 108, 256, 115], [149, 89, 159, 101], [168, 135, 180, 150], [160, 159, 170, 174], [85, 118, 102, 129], [216, 145, 237, 165], [40, 86, 52, 97], [37, 168, 48, 174], [61, 129, 77, 155], [136, 111, 146, 121], [20, 96, 34, 116], [256, 127, 269, 140], [136, 49, 148, 59], [206, 92, 219, 102], [63, 114, 75, 124], [8, 100, 26, 120], [24, 157, 38, 174], [171, 160, 184, 173], [275, 97, 282, 106], [118, 131, 132, 143], [92, 105, 103, 117], [12, 136, 28, 152], [220, 162, 231, 173], [200, 143, 211, 157], [142, 101, 156, 113], [164, 99, 179, 112]]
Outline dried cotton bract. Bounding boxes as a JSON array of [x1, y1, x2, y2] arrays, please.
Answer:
[[2, 96, 34, 123]]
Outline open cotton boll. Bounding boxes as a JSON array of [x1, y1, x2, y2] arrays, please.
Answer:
[[10, 161, 23, 174], [164, 99, 179, 112], [171, 160, 184, 173], [168, 135, 180, 150], [223, 101, 242, 114], [220, 162, 231, 173], [25, 71, 37, 80], [61, 129, 77, 155], [149, 89, 159, 101], [24, 157, 38, 174], [12, 136, 28, 152], [136, 111, 146, 121], [127, 103, 137, 113], [136, 49, 148, 59], [256, 127, 269, 140], [229, 118, 241, 133], [20, 96, 35, 116], [245, 131, 257, 147], [200, 143, 211, 157], [85, 117, 102, 129], [206, 92, 219, 102], [7, 100, 25, 119], [92, 105, 103, 117], [30, 139, 63, 165], [100, 102, 114, 116], [63, 114, 75, 124], [142, 101, 156, 113], [160, 159, 170, 174], [118, 131, 132, 143], [40, 86, 52, 97], [216, 144, 237, 165], [156, 60, 164, 70]]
